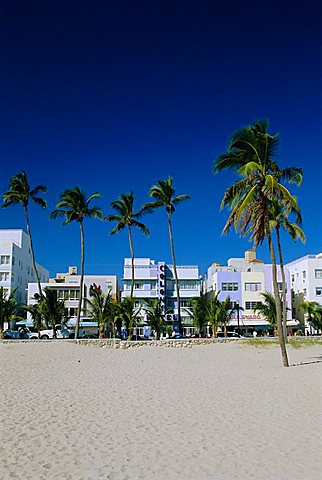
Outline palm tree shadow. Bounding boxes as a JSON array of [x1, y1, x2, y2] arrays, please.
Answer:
[[292, 355, 322, 367]]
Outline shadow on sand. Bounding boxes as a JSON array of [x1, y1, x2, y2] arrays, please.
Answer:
[[292, 355, 322, 367]]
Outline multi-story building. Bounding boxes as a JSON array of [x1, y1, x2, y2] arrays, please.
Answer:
[[27, 266, 119, 332], [286, 253, 322, 333], [0, 229, 48, 307], [205, 250, 292, 335], [122, 258, 201, 336]]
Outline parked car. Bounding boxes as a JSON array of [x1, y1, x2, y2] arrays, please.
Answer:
[[39, 324, 71, 339], [3, 326, 38, 340], [217, 331, 242, 338]]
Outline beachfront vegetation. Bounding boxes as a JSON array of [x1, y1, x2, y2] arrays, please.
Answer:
[[213, 119, 304, 367], [299, 301, 322, 333], [2, 171, 47, 296], [50, 187, 103, 339], [143, 298, 169, 340], [85, 283, 114, 339], [105, 192, 150, 298], [119, 297, 142, 340], [33, 287, 67, 339], [0, 287, 22, 338], [190, 293, 209, 335], [254, 292, 278, 333], [145, 177, 190, 335], [23, 302, 44, 338]]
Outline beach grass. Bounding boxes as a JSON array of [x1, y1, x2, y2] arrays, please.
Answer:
[[240, 337, 322, 348]]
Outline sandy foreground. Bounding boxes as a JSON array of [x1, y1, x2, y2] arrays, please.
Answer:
[[0, 341, 321, 480]]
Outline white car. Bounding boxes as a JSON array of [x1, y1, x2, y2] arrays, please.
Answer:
[[39, 324, 70, 340]]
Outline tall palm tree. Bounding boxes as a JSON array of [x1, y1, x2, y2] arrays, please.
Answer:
[[105, 192, 150, 298], [145, 177, 190, 335], [50, 187, 102, 339], [2, 171, 47, 295], [85, 283, 114, 338], [268, 199, 306, 340], [213, 120, 303, 367]]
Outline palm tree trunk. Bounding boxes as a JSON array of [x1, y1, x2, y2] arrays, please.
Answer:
[[167, 212, 182, 335], [276, 226, 288, 341], [128, 226, 135, 299], [75, 222, 85, 340], [267, 232, 289, 367], [25, 205, 42, 296]]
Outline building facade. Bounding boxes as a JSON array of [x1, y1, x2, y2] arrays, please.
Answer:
[[122, 258, 201, 336], [0, 229, 48, 306], [27, 266, 119, 332], [205, 250, 292, 334], [286, 253, 322, 333]]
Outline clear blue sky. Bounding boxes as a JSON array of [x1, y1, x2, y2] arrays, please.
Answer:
[[0, 0, 321, 280]]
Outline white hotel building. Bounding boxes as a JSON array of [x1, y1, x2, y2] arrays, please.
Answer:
[[286, 253, 322, 332], [122, 258, 201, 336], [27, 266, 119, 333], [0, 229, 48, 307]]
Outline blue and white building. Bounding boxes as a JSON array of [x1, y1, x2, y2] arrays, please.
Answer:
[[205, 250, 293, 334], [122, 258, 201, 336]]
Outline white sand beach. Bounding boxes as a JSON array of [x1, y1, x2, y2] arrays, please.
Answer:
[[0, 341, 321, 480]]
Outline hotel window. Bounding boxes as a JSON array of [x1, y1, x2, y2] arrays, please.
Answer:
[[221, 282, 238, 291], [228, 301, 240, 309], [0, 255, 10, 265], [179, 281, 198, 290], [291, 274, 294, 282], [245, 282, 261, 292], [134, 282, 144, 290], [150, 281, 157, 290], [277, 282, 287, 293], [134, 300, 141, 308], [302, 271, 306, 280], [124, 282, 131, 290], [316, 287, 322, 297], [180, 299, 192, 308], [0, 272, 9, 281], [303, 288, 307, 297], [245, 301, 262, 310], [315, 270, 322, 279]]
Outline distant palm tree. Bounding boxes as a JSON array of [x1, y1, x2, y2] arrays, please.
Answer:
[[299, 301, 322, 333], [50, 187, 102, 339], [254, 291, 278, 333], [143, 298, 172, 340], [213, 120, 303, 367], [34, 287, 66, 339], [0, 287, 22, 338], [86, 283, 114, 338], [145, 177, 190, 335], [23, 302, 44, 338], [2, 171, 47, 295], [105, 192, 150, 298], [218, 296, 235, 337], [190, 294, 208, 336], [119, 297, 142, 340]]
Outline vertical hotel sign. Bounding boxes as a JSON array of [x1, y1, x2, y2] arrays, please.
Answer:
[[157, 262, 166, 314]]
